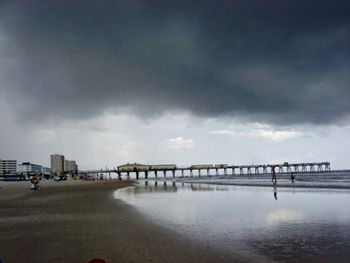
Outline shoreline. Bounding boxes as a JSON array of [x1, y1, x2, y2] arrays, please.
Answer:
[[0, 180, 247, 263], [174, 173, 350, 190], [179, 180, 350, 189]]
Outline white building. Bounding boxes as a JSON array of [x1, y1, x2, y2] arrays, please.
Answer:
[[50, 154, 65, 174], [0, 159, 17, 175], [17, 162, 42, 174], [64, 160, 78, 172]]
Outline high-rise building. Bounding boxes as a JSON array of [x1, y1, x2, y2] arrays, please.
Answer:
[[50, 154, 65, 174], [64, 160, 78, 172], [0, 159, 17, 175], [17, 162, 42, 174]]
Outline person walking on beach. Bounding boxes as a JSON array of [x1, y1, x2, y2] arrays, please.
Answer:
[[291, 172, 295, 183], [30, 175, 39, 190], [271, 166, 277, 184]]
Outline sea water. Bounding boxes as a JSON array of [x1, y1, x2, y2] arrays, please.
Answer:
[[114, 181, 350, 262]]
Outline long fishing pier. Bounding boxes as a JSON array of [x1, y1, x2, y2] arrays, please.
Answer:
[[78, 162, 331, 180]]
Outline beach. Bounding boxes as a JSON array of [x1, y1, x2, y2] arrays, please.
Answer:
[[0, 180, 246, 263]]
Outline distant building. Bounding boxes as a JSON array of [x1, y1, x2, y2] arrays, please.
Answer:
[[17, 162, 42, 174], [64, 160, 78, 172], [41, 167, 52, 175], [51, 154, 65, 174], [0, 159, 17, 175]]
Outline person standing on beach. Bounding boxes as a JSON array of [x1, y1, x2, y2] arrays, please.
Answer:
[[291, 172, 295, 183], [272, 166, 277, 184]]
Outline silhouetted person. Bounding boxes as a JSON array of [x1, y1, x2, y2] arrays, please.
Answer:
[[291, 172, 295, 183], [271, 166, 277, 183]]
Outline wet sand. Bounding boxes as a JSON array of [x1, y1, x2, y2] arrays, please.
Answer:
[[0, 180, 246, 263], [181, 174, 350, 189]]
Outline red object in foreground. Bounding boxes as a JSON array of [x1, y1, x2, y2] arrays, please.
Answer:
[[88, 259, 106, 263]]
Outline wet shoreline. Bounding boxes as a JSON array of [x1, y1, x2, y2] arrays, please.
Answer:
[[175, 173, 350, 189], [181, 180, 350, 189], [116, 180, 350, 263]]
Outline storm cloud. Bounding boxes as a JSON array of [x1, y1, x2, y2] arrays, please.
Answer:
[[0, 0, 349, 125]]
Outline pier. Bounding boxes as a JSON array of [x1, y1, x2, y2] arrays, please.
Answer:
[[77, 162, 331, 180]]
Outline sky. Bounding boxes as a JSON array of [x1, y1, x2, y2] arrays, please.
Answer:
[[0, 0, 349, 170]]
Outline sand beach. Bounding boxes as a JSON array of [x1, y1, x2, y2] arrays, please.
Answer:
[[0, 180, 245, 263]]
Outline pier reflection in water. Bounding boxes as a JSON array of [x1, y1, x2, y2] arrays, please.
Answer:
[[114, 181, 350, 262]]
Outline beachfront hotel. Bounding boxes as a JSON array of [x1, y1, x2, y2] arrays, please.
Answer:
[[50, 154, 65, 174], [17, 162, 42, 174], [0, 159, 17, 175], [64, 160, 78, 172]]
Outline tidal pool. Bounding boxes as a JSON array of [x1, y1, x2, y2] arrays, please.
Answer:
[[114, 181, 350, 262]]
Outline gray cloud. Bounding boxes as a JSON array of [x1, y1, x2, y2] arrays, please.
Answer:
[[0, 0, 349, 125]]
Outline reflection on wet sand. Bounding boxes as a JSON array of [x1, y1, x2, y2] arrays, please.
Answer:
[[132, 180, 232, 194], [139, 181, 177, 193], [115, 181, 350, 262], [273, 184, 278, 200], [248, 222, 350, 262]]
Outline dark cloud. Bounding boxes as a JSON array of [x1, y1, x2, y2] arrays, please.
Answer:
[[0, 0, 349, 125]]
